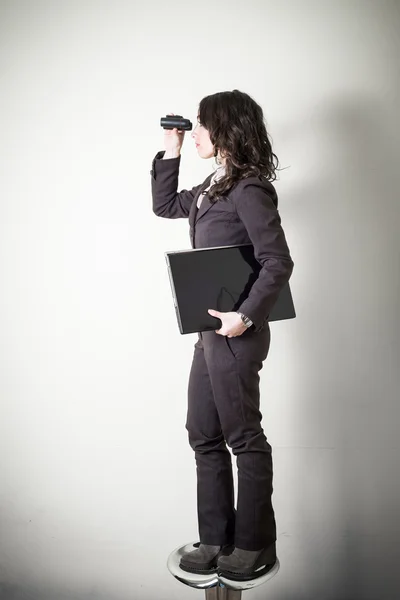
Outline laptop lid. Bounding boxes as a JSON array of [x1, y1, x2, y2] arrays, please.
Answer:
[[165, 243, 295, 335]]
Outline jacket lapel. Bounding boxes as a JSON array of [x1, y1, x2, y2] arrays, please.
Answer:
[[189, 173, 214, 229], [195, 190, 214, 223]]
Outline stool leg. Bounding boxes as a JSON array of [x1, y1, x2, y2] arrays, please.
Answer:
[[205, 587, 242, 599], [220, 588, 242, 600]]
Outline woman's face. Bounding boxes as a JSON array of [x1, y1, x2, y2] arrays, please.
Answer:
[[191, 115, 217, 160]]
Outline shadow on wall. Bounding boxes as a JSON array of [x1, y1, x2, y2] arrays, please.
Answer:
[[277, 92, 400, 599]]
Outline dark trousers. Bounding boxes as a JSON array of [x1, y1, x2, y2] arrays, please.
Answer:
[[185, 325, 277, 551]]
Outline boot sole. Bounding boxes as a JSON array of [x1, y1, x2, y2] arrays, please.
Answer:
[[179, 563, 218, 575]]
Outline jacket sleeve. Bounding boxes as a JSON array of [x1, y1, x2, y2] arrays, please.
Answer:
[[151, 150, 203, 219], [234, 180, 294, 331]]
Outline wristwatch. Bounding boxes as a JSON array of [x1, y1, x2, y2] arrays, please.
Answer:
[[237, 312, 253, 328]]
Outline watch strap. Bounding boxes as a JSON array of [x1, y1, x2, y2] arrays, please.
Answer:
[[237, 312, 253, 327]]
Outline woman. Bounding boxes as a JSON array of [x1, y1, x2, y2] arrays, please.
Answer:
[[151, 90, 294, 582]]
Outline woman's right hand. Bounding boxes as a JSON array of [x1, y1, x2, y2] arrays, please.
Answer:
[[164, 112, 185, 155]]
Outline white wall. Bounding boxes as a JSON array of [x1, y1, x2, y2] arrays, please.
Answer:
[[0, 1, 399, 598]]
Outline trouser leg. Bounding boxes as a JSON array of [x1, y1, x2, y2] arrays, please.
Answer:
[[186, 336, 235, 545], [201, 327, 276, 551]]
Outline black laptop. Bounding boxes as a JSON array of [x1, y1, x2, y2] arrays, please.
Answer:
[[165, 243, 295, 334]]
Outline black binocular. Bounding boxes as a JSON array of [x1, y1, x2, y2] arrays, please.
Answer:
[[160, 115, 192, 131]]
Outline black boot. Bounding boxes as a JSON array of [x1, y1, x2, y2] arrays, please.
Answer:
[[180, 543, 235, 575], [217, 543, 277, 581]]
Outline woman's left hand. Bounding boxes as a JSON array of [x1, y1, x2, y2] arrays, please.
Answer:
[[208, 309, 247, 337]]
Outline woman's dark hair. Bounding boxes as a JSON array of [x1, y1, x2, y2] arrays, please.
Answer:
[[197, 89, 280, 203]]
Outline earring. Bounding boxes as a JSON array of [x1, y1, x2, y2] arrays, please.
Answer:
[[214, 148, 221, 165]]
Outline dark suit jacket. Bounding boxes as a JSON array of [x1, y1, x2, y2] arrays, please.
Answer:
[[151, 150, 294, 332]]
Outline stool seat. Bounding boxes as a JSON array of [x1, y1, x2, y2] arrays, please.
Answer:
[[167, 541, 280, 592]]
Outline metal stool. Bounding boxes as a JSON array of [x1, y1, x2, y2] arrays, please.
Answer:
[[167, 541, 280, 599]]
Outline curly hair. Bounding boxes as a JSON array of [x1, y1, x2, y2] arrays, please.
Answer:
[[197, 89, 280, 203]]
